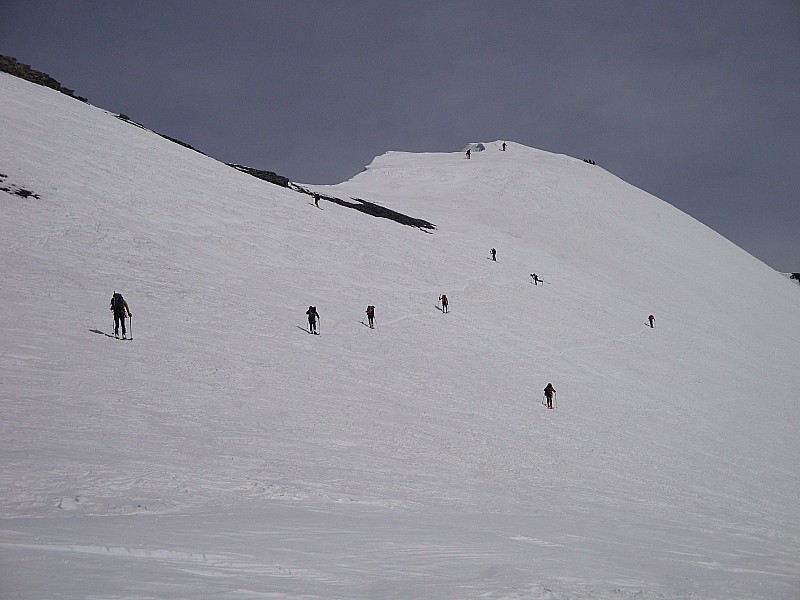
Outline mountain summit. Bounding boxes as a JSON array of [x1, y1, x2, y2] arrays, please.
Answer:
[[2, 71, 799, 599]]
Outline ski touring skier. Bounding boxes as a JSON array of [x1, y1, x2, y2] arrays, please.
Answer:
[[314, 193, 320, 207], [365, 305, 375, 329], [491, 248, 496, 261], [109, 291, 132, 339], [502, 141, 507, 151], [306, 306, 320, 334], [543, 383, 556, 409], [648, 314, 655, 328], [465, 149, 471, 159], [531, 273, 541, 285], [439, 294, 449, 313]]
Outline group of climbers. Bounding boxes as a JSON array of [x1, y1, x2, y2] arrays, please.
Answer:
[[107, 139, 659, 411]]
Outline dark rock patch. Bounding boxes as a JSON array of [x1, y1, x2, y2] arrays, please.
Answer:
[[115, 114, 207, 155], [228, 164, 290, 188], [14, 188, 39, 198], [116, 114, 148, 130], [1, 174, 40, 199], [292, 185, 435, 232], [1, 55, 88, 102], [159, 133, 206, 155], [3, 56, 293, 190]]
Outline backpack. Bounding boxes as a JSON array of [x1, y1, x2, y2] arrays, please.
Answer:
[[112, 293, 124, 312]]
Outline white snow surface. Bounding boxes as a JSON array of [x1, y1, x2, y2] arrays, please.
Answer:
[[1, 72, 799, 599]]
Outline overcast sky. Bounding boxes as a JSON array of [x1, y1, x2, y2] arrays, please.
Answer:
[[3, 1, 798, 271]]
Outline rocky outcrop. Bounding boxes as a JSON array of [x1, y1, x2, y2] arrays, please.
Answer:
[[116, 114, 207, 156], [292, 185, 436, 232], [0, 55, 88, 102], [0, 173, 40, 199], [228, 164, 290, 188], [0, 56, 307, 199]]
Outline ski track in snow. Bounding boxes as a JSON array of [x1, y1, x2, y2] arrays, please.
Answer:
[[1, 73, 799, 599]]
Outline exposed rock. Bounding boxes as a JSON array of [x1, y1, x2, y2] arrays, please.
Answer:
[[115, 114, 148, 130], [115, 114, 207, 155], [159, 133, 207, 155], [228, 164, 290, 188], [0, 56, 308, 203], [0, 174, 40, 199], [0, 55, 88, 102], [292, 185, 436, 232]]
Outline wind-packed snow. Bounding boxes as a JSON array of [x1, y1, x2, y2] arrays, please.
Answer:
[[1, 72, 799, 599]]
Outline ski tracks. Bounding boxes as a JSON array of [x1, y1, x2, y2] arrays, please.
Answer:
[[0, 538, 329, 583]]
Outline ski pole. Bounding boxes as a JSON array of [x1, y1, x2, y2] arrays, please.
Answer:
[[129, 315, 133, 340]]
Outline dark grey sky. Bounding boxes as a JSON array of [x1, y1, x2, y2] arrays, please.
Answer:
[[3, 1, 799, 270]]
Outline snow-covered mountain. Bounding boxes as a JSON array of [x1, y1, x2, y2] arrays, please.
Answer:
[[1, 71, 799, 599]]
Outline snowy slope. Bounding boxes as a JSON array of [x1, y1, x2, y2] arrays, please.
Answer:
[[1, 72, 799, 599]]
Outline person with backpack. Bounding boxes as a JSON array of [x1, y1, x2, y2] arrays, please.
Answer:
[[543, 383, 556, 409], [491, 248, 496, 261], [109, 291, 132, 339], [465, 149, 471, 159], [439, 294, 449, 313], [501, 142, 507, 151], [531, 273, 541, 285], [314, 193, 320, 208], [365, 305, 375, 329], [306, 306, 320, 334], [648, 314, 655, 328]]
